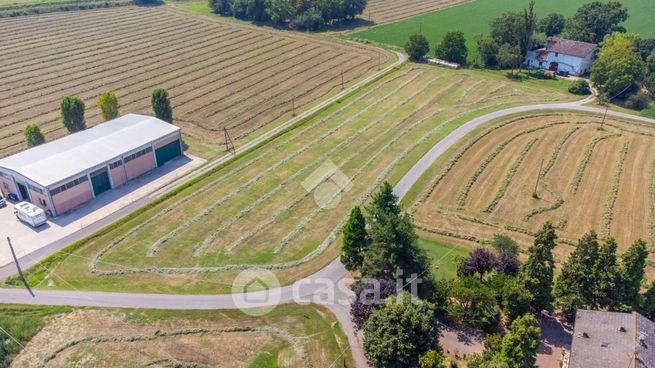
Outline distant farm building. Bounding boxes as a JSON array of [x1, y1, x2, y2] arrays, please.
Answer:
[[568, 309, 655, 368], [524, 37, 598, 76], [0, 114, 182, 216]]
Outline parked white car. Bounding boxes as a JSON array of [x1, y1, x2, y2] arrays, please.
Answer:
[[14, 201, 47, 227]]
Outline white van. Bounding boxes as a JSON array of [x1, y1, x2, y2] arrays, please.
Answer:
[[14, 202, 47, 227]]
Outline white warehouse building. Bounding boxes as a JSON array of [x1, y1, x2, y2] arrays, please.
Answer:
[[0, 114, 182, 217]]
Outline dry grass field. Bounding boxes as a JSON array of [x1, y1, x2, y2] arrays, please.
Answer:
[[362, 0, 468, 24], [411, 112, 655, 264], [0, 5, 391, 158], [9, 65, 575, 293], [10, 304, 351, 368]]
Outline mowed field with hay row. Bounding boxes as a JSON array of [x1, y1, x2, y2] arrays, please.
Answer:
[[9, 304, 352, 368], [0, 5, 391, 158], [9, 65, 576, 294], [410, 112, 655, 267], [362, 0, 469, 24]]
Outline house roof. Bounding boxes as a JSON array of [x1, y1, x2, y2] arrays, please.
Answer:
[[0, 114, 179, 188], [569, 310, 655, 368], [546, 37, 598, 58]]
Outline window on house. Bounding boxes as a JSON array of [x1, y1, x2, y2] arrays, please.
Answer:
[[555, 52, 559, 57]]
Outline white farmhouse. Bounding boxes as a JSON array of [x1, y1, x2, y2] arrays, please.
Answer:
[[524, 37, 598, 76]]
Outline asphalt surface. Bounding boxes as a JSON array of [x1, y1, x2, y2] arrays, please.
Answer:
[[4, 89, 655, 367]]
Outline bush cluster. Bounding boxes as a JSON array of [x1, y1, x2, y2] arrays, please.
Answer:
[[568, 79, 591, 95], [209, 0, 366, 30]]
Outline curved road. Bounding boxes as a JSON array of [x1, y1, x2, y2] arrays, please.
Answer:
[[4, 94, 655, 367]]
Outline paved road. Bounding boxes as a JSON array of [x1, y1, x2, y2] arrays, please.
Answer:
[[4, 93, 655, 367]]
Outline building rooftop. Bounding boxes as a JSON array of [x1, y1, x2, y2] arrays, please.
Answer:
[[545, 37, 598, 58], [569, 310, 655, 368], [0, 114, 179, 188]]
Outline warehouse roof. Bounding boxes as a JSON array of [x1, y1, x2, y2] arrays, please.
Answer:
[[0, 114, 179, 188], [569, 310, 655, 368]]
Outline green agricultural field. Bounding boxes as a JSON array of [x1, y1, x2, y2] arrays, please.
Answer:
[[417, 237, 469, 280], [7, 304, 351, 368], [5, 65, 575, 294], [351, 0, 655, 62]]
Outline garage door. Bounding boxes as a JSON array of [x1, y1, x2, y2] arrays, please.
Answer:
[[90, 169, 111, 196], [155, 139, 181, 167]]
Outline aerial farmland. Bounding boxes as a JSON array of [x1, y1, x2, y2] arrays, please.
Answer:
[[0, 6, 390, 157]]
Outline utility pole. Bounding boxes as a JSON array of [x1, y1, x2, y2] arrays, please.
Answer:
[[341, 69, 344, 90], [223, 127, 235, 155], [533, 158, 544, 199], [600, 83, 632, 130], [7, 237, 34, 297]]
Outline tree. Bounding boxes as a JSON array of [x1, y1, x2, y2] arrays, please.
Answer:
[[419, 350, 446, 368], [490, 12, 522, 48], [496, 251, 520, 277], [502, 278, 533, 323], [460, 247, 497, 280], [519, 222, 556, 312], [490, 234, 519, 255], [640, 282, 655, 320], [498, 314, 540, 368], [568, 79, 591, 95], [405, 33, 430, 61], [635, 38, 655, 60], [293, 7, 324, 30], [447, 276, 500, 330], [265, 0, 295, 23], [60, 96, 86, 133], [363, 292, 439, 368], [24, 124, 45, 147], [435, 31, 468, 65], [617, 239, 649, 308], [553, 231, 600, 321], [208, 0, 233, 15], [97, 91, 119, 121], [342, 0, 366, 20], [590, 33, 645, 97], [350, 278, 397, 329], [566, 1, 628, 44], [591, 238, 620, 308], [497, 43, 522, 74], [151, 88, 173, 123], [476, 35, 500, 67], [518, 1, 537, 56], [341, 206, 369, 271], [539, 13, 565, 37], [361, 183, 436, 299]]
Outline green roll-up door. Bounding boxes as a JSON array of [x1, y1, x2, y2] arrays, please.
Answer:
[[91, 169, 111, 196], [155, 139, 181, 167]]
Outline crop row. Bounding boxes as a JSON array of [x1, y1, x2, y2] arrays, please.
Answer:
[[269, 76, 465, 255], [223, 73, 450, 254], [37, 326, 310, 368], [601, 140, 629, 237], [145, 71, 426, 257], [0, 7, 157, 47], [0, 24, 246, 107], [569, 133, 621, 195], [0, 36, 305, 148], [196, 72, 444, 256], [456, 121, 567, 209], [483, 137, 538, 213], [0, 11, 183, 71]]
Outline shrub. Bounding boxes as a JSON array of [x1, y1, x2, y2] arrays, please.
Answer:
[[60, 96, 86, 132], [24, 124, 45, 147], [529, 69, 555, 80], [568, 79, 591, 95], [625, 91, 651, 111]]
